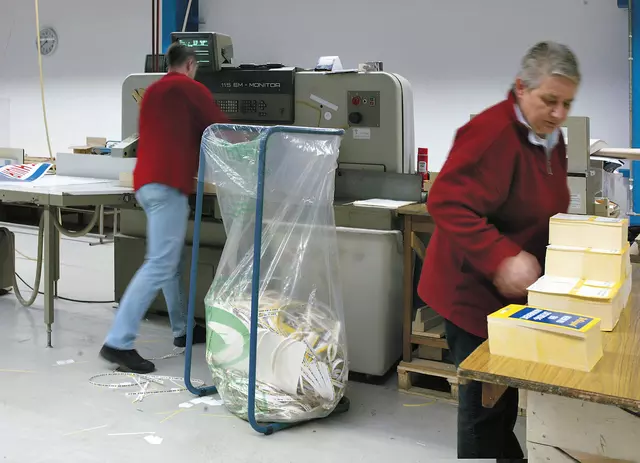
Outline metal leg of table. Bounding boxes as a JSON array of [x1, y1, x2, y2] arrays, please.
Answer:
[[43, 206, 57, 348], [89, 206, 117, 247], [53, 212, 60, 298], [402, 214, 414, 362]]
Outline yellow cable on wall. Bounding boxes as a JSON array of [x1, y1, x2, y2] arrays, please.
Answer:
[[34, 0, 54, 162]]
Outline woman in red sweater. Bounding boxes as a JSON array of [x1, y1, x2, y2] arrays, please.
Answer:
[[418, 41, 581, 460]]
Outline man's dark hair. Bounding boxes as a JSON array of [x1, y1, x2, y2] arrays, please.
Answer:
[[166, 42, 196, 69]]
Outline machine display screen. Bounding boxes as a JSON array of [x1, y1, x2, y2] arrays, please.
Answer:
[[177, 37, 213, 68]]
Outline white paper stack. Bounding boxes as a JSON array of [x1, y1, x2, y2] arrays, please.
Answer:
[[548, 214, 628, 251], [487, 304, 603, 372], [527, 276, 631, 331], [527, 213, 632, 331], [545, 243, 631, 283]]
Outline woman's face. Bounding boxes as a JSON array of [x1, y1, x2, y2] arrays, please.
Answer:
[[516, 75, 578, 135]]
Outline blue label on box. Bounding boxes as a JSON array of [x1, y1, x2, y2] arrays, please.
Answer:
[[510, 306, 594, 331]]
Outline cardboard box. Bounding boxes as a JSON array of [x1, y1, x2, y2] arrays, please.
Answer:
[[69, 137, 107, 155]]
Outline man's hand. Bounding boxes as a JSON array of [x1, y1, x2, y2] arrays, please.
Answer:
[[493, 251, 541, 298]]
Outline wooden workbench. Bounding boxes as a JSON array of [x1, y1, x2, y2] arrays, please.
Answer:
[[395, 204, 459, 400], [397, 203, 439, 360], [459, 268, 640, 462]]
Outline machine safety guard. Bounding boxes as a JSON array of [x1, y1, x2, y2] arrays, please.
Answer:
[[182, 124, 350, 435]]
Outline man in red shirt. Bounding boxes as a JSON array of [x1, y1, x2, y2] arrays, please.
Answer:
[[100, 42, 228, 373], [418, 41, 580, 459]]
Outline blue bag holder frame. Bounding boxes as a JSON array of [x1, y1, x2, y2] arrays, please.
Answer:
[[183, 124, 346, 435]]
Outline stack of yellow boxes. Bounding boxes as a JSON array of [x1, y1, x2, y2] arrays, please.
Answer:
[[487, 213, 632, 372]]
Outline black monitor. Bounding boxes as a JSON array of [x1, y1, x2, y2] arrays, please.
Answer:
[[170, 32, 224, 73]]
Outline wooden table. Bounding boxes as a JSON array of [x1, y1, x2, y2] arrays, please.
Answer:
[[394, 205, 459, 399], [397, 203, 438, 361], [458, 268, 640, 462]]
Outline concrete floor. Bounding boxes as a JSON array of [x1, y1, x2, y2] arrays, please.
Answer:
[[0, 224, 525, 462]]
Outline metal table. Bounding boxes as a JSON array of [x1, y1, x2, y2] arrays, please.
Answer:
[[0, 175, 135, 347]]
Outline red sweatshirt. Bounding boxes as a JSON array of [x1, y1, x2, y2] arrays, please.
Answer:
[[133, 72, 228, 196], [417, 91, 570, 339]]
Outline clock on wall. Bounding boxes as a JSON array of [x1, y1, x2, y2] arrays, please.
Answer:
[[36, 27, 58, 56]]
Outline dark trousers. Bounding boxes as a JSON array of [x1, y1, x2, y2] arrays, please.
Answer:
[[445, 319, 525, 460]]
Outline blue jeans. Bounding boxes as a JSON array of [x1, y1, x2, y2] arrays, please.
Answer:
[[105, 183, 190, 350], [444, 319, 524, 459]]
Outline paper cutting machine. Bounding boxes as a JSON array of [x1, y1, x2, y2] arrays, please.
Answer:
[[114, 31, 422, 377]]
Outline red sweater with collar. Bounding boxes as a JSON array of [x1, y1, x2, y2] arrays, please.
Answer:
[[133, 72, 228, 196], [417, 92, 570, 339]]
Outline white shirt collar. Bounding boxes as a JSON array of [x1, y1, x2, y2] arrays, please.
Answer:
[[514, 104, 560, 152]]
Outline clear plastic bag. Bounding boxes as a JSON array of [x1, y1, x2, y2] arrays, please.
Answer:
[[602, 169, 630, 217], [201, 124, 348, 424]]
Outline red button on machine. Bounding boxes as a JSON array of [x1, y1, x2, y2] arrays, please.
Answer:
[[351, 96, 361, 106]]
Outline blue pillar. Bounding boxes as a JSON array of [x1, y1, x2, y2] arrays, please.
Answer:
[[162, 0, 200, 53], [620, 0, 640, 223], [631, 0, 640, 223]]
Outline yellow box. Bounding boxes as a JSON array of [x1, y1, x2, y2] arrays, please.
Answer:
[[527, 275, 632, 331], [549, 213, 628, 252], [545, 243, 631, 282], [488, 304, 603, 372]]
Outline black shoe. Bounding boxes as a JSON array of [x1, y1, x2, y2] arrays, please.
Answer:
[[0, 288, 10, 296], [174, 324, 207, 348], [99, 345, 156, 374]]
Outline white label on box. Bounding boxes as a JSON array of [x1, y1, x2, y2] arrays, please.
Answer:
[[528, 275, 579, 294], [353, 128, 371, 140], [575, 285, 611, 299], [550, 244, 621, 255], [553, 213, 588, 221], [583, 280, 616, 288], [549, 244, 586, 251], [588, 247, 621, 255], [569, 194, 582, 211], [594, 217, 623, 223]]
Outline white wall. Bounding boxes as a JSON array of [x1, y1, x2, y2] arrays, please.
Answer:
[[0, 1, 630, 169], [0, 0, 150, 157], [202, 0, 630, 171]]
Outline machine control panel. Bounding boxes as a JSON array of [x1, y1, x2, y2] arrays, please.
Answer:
[[201, 69, 295, 124], [347, 91, 381, 128]]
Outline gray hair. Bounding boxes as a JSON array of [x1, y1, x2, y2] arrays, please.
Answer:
[[517, 41, 581, 89]]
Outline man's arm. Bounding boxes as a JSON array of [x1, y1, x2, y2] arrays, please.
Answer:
[[192, 83, 230, 132], [427, 125, 522, 280]]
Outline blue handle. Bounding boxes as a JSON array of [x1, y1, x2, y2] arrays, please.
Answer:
[[183, 145, 218, 397]]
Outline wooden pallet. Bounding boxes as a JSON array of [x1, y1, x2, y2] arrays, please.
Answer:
[[412, 321, 448, 361], [397, 358, 459, 403]]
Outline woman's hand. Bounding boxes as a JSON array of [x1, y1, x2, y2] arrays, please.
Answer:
[[493, 251, 541, 298]]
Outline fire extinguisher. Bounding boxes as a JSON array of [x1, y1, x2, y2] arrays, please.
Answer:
[[418, 148, 429, 189]]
